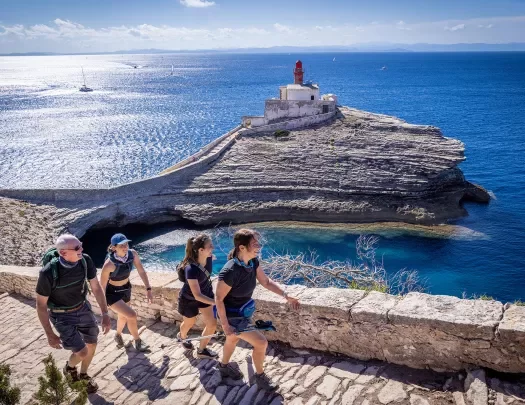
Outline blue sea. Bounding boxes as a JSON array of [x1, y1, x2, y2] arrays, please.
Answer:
[[1, 52, 524, 302]]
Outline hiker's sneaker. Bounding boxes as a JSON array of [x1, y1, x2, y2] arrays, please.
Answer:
[[114, 333, 125, 349], [79, 373, 98, 394], [177, 332, 193, 350], [134, 338, 151, 352], [63, 362, 78, 382], [218, 363, 243, 380], [196, 348, 218, 359], [253, 372, 278, 391]]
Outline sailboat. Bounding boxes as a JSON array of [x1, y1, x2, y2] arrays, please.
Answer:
[[79, 67, 93, 92], [171, 64, 174, 76], [333, 57, 336, 62]]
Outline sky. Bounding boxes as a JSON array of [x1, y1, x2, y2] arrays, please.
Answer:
[[1, 0, 525, 53]]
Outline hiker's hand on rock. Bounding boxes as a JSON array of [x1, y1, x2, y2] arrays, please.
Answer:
[[146, 290, 154, 304], [223, 324, 235, 336], [286, 296, 300, 310], [101, 314, 111, 335], [47, 332, 62, 349]]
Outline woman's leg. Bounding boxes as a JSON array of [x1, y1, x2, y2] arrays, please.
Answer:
[[198, 306, 217, 350], [110, 301, 139, 340], [116, 312, 127, 335], [221, 334, 240, 365], [238, 330, 268, 374], [179, 316, 196, 339]]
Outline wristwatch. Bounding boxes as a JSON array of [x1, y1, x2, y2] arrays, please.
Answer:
[[146, 287, 152, 291], [102, 311, 109, 316]]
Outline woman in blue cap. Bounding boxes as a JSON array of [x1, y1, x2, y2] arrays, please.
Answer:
[[100, 233, 153, 352]]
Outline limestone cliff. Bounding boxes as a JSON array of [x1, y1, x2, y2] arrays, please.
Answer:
[[0, 106, 490, 265]]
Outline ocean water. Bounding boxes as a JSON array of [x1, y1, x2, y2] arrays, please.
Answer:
[[1, 52, 524, 302]]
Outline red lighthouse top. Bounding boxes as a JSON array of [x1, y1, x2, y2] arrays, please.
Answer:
[[294, 60, 304, 84]]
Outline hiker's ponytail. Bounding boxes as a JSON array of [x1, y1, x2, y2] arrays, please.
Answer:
[[228, 229, 259, 260], [177, 234, 211, 282]]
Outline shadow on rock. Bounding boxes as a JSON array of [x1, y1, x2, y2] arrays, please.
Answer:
[[113, 350, 171, 401]]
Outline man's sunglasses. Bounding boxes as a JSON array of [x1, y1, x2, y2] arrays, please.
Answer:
[[66, 244, 83, 251]]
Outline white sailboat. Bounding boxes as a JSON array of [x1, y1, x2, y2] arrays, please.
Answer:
[[171, 64, 174, 76], [79, 67, 93, 92]]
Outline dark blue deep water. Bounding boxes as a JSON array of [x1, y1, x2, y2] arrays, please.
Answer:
[[1, 53, 524, 301]]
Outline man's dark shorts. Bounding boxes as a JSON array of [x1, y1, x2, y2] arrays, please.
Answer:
[[49, 302, 99, 353], [178, 296, 211, 318]]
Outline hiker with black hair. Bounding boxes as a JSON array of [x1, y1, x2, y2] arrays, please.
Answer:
[[215, 228, 300, 391], [176, 234, 218, 359], [35, 234, 111, 394], [100, 233, 152, 352]]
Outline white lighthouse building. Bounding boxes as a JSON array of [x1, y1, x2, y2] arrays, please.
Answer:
[[242, 60, 337, 128]]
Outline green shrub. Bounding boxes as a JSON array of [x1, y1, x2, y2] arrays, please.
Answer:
[[0, 364, 21, 405], [33, 354, 87, 405], [514, 300, 525, 306], [274, 129, 290, 137]]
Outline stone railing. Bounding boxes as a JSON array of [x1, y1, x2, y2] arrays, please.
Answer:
[[1, 265, 524, 373]]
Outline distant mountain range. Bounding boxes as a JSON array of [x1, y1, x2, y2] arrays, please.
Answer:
[[3, 43, 525, 56]]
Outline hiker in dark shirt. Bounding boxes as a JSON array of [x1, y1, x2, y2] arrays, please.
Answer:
[[100, 233, 153, 352], [35, 234, 111, 394], [176, 234, 218, 359], [215, 228, 300, 391]]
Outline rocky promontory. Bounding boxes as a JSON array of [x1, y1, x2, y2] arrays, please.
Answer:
[[0, 107, 489, 265]]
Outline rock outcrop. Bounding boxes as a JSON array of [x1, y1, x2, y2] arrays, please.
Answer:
[[0, 107, 489, 265]]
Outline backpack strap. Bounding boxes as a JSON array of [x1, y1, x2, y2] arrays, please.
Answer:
[[49, 258, 60, 291]]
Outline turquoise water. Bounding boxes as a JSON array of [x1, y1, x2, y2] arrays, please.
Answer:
[[2, 53, 525, 302]]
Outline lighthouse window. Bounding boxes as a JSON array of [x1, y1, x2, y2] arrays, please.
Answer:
[[323, 105, 329, 113], [311, 95, 315, 100]]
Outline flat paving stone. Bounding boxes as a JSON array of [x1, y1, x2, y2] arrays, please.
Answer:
[[1, 294, 524, 405]]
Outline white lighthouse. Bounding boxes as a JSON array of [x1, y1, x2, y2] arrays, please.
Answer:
[[279, 60, 320, 101], [241, 60, 338, 128]]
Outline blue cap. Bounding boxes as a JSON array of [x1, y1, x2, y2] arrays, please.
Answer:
[[111, 233, 131, 246]]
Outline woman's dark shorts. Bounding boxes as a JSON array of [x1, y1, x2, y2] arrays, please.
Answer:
[[106, 282, 132, 306], [178, 295, 212, 318], [49, 302, 99, 353], [226, 315, 254, 333]]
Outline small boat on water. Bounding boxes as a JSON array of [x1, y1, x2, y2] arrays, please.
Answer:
[[381, 66, 387, 71], [333, 57, 336, 62], [171, 64, 174, 75], [79, 67, 93, 92]]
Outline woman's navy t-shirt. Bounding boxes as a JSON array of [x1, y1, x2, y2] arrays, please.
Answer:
[[179, 258, 213, 301], [218, 258, 260, 309]]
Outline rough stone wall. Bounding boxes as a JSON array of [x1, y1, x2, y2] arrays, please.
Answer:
[[2, 265, 524, 374]]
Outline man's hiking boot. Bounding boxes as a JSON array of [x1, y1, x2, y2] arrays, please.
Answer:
[[134, 338, 151, 352], [253, 372, 278, 391], [218, 363, 243, 380], [63, 362, 78, 381], [196, 347, 218, 359], [177, 332, 193, 350], [114, 333, 125, 349], [79, 373, 98, 394]]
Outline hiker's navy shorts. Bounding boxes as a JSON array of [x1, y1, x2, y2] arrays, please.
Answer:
[[49, 302, 99, 353], [226, 316, 254, 334]]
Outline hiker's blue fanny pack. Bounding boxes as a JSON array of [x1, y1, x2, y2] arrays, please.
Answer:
[[213, 299, 256, 319]]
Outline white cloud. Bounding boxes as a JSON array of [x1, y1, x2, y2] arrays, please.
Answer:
[[1, 15, 525, 53], [444, 23, 465, 31], [396, 21, 412, 31], [179, 0, 215, 8], [273, 23, 291, 33]]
